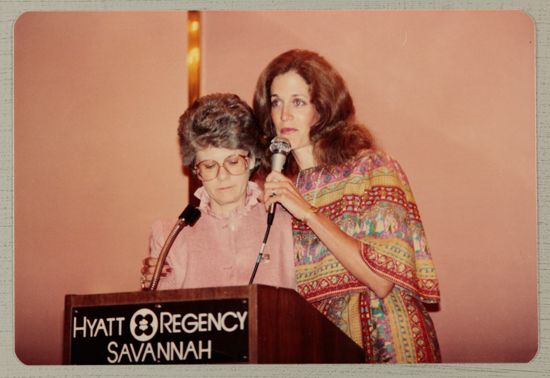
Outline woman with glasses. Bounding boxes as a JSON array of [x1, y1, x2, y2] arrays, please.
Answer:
[[140, 93, 296, 290]]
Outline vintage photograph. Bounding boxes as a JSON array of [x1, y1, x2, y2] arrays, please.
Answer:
[[13, 10, 536, 365]]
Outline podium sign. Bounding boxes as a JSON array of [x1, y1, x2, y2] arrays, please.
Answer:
[[64, 285, 365, 364], [69, 298, 248, 364]]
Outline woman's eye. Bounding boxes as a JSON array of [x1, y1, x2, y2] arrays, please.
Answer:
[[270, 98, 281, 107], [202, 162, 217, 170], [227, 155, 246, 165], [293, 98, 306, 106]]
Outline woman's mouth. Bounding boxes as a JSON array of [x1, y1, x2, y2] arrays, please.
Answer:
[[279, 127, 297, 135]]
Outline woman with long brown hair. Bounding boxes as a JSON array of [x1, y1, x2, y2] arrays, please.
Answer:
[[254, 49, 441, 363]]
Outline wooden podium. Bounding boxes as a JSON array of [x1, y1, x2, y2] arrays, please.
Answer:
[[64, 285, 364, 364]]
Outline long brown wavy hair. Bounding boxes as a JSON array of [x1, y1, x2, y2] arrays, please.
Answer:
[[253, 49, 375, 177]]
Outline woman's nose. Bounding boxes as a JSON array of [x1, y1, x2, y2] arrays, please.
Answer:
[[217, 164, 230, 180], [280, 104, 293, 121]]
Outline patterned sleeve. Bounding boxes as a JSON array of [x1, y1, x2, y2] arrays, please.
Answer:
[[148, 220, 181, 290], [356, 154, 440, 303]]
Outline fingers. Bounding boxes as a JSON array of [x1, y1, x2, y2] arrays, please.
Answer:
[[140, 256, 173, 290], [263, 180, 297, 206], [140, 275, 150, 290], [263, 185, 304, 214], [263, 171, 313, 220], [141, 258, 172, 276], [263, 171, 296, 202], [263, 191, 279, 210], [264, 181, 295, 197], [142, 256, 158, 267], [263, 186, 283, 209], [265, 171, 292, 184]]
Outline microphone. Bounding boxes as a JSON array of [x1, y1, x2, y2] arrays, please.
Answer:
[[147, 204, 201, 291], [249, 136, 291, 285], [268, 136, 291, 222], [269, 136, 292, 173]]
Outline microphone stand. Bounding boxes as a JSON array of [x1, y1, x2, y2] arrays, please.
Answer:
[[146, 205, 201, 291], [248, 204, 276, 285]]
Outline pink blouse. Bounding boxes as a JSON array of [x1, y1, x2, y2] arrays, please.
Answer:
[[148, 181, 296, 290]]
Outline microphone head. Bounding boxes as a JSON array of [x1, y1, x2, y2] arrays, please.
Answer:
[[269, 136, 291, 155], [178, 204, 201, 226], [269, 136, 291, 173]]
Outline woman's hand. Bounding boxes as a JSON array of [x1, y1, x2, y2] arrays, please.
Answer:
[[264, 172, 394, 298], [263, 171, 315, 222], [140, 256, 172, 290]]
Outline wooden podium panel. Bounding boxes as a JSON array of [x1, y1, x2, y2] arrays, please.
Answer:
[[64, 285, 364, 364]]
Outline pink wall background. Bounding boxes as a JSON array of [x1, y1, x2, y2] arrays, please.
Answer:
[[14, 11, 536, 364], [14, 12, 190, 364]]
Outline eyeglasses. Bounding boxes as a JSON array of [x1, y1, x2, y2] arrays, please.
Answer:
[[193, 154, 250, 182]]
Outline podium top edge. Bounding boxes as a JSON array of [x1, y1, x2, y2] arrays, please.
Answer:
[[64, 284, 296, 308]]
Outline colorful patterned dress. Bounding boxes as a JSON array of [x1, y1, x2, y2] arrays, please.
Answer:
[[293, 150, 441, 363]]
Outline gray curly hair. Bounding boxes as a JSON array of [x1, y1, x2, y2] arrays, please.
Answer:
[[178, 93, 262, 168]]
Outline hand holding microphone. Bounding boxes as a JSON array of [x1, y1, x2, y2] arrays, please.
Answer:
[[264, 137, 319, 226], [266, 136, 291, 224], [249, 136, 291, 284]]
